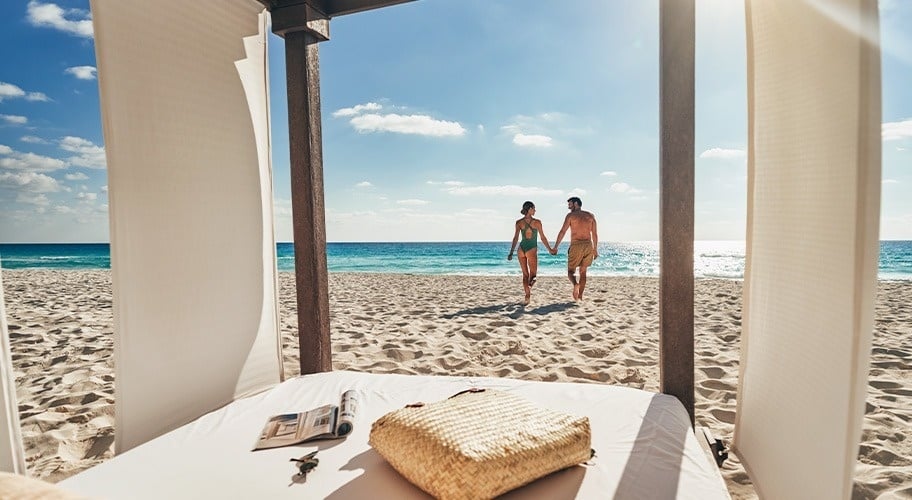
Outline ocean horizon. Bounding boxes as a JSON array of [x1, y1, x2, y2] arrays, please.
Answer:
[[1, 241, 910, 280]]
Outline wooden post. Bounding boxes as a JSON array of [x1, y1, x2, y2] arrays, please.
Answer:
[[261, 0, 415, 375], [659, 0, 695, 426], [282, 24, 332, 374]]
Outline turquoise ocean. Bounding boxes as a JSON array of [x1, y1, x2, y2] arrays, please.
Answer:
[[1, 241, 911, 280]]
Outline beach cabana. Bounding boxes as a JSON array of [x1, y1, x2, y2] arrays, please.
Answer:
[[0, 0, 881, 498]]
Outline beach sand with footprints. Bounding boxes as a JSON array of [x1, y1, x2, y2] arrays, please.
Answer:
[[3, 270, 910, 498]]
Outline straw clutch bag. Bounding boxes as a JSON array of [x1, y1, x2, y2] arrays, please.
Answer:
[[369, 388, 591, 500]]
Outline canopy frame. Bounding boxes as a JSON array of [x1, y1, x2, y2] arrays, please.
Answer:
[[259, 0, 697, 424]]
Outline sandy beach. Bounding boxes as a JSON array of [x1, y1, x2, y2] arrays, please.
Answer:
[[2, 269, 910, 499]]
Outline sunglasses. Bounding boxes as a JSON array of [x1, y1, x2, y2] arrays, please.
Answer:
[[290, 450, 319, 479]]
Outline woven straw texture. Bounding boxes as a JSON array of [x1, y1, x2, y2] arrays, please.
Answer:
[[369, 389, 591, 500]]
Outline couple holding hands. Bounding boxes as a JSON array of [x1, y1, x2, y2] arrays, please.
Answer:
[[507, 197, 599, 305]]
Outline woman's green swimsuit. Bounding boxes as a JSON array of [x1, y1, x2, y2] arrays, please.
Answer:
[[519, 220, 538, 252]]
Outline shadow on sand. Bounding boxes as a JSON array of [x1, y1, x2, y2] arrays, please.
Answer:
[[441, 301, 579, 320], [522, 302, 578, 316], [440, 303, 522, 319]]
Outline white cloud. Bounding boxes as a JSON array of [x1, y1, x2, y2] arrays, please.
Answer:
[[600, 171, 618, 177], [65, 172, 88, 181], [52, 204, 76, 214], [0, 82, 50, 103], [349, 113, 466, 137], [882, 119, 912, 141], [272, 197, 292, 217], [332, 102, 382, 117], [20, 135, 48, 144], [609, 182, 643, 194], [64, 66, 97, 80], [396, 199, 429, 206], [512, 133, 553, 148], [355, 181, 373, 188], [59, 136, 106, 169], [0, 83, 25, 101], [100, 185, 108, 192], [0, 148, 66, 171], [477, 124, 485, 133], [16, 193, 50, 206], [505, 113, 566, 130], [567, 188, 587, 198], [77, 192, 97, 201], [882, 179, 899, 184], [443, 184, 564, 197], [501, 113, 575, 148], [1, 115, 28, 125], [427, 180, 466, 187], [0, 171, 61, 192], [500, 124, 520, 135], [27, 1, 94, 38], [699, 148, 746, 159]]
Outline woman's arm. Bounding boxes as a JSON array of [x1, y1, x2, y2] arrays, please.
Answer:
[[536, 220, 553, 254], [508, 222, 520, 260]]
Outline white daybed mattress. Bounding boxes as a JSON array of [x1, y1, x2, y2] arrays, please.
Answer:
[[60, 371, 729, 499]]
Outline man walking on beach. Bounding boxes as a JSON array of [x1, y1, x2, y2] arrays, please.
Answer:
[[551, 197, 598, 301]]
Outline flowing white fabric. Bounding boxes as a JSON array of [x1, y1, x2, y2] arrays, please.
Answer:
[[90, 0, 281, 453], [736, 1, 881, 499], [60, 371, 730, 499], [0, 265, 26, 474]]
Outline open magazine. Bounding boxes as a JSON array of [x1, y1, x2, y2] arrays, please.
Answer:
[[252, 390, 358, 451]]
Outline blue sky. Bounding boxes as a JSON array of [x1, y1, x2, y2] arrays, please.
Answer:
[[0, 0, 909, 243]]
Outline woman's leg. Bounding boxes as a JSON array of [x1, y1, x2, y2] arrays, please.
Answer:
[[527, 248, 539, 287], [517, 249, 531, 303]]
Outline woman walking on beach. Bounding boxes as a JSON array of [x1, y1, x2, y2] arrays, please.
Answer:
[[508, 201, 554, 305]]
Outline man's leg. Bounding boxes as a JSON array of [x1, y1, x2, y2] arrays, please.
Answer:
[[578, 266, 589, 300], [568, 268, 579, 300]]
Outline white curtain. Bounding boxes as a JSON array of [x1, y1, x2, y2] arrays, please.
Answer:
[[0, 263, 26, 474], [90, 0, 281, 453], [736, 1, 881, 499]]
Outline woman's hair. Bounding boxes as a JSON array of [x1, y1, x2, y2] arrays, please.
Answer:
[[521, 201, 535, 215]]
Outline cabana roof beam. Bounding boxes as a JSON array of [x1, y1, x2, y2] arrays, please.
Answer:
[[255, 0, 416, 20]]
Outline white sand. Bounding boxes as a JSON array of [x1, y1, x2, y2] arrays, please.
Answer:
[[3, 270, 910, 499]]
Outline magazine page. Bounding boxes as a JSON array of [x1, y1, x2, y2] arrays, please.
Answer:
[[299, 404, 337, 440], [253, 404, 335, 450]]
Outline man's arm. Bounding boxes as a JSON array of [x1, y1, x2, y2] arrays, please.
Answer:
[[552, 215, 571, 254], [590, 215, 599, 259]]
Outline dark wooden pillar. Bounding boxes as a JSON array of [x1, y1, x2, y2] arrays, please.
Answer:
[[274, 6, 332, 374], [259, 0, 416, 375], [659, 0, 695, 426]]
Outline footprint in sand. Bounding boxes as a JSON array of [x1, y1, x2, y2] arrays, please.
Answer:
[[699, 380, 731, 391], [580, 348, 609, 358], [384, 348, 423, 362], [461, 330, 489, 341], [562, 366, 610, 383], [699, 366, 726, 379], [436, 357, 469, 370], [710, 408, 736, 424]]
